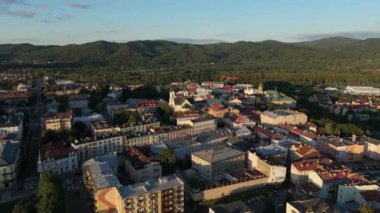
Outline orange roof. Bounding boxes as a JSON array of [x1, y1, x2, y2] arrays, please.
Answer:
[[292, 159, 321, 171]]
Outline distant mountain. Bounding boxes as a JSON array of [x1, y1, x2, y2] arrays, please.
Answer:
[[295, 37, 358, 48], [1, 37, 380, 72]]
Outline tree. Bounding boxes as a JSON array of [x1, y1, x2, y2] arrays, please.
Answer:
[[36, 171, 65, 213], [324, 122, 335, 135], [13, 198, 35, 213], [128, 111, 139, 123], [159, 149, 176, 174], [359, 205, 374, 213], [264, 198, 276, 213]]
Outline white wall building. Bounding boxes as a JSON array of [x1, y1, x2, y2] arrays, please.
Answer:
[[38, 143, 78, 174], [247, 151, 286, 183]]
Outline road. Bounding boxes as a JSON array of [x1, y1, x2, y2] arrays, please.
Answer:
[[0, 76, 43, 204]]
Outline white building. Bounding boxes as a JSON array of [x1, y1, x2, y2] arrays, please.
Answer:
[[0, 141, 19, 189], [344, 86, 380, 96], [247, 151, 286, 183], [356, 136, 380, 160], [124, 147, 162, 182], [71, 134, 123, 161], [38, 143, 78, 174]]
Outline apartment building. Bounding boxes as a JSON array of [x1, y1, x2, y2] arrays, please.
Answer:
[[0, 141, 19, 189], [289, 143, 321, 162], [124, 147, 162, 182], [165, 129, 231, 159], [337, 184, 380, 212], [316, 136, 364, 162], [71, 134, 123, 161], [286, 198, 333, 213], [123, 131, 160, 148], [120, 175, 184, 213], [43, 110, 72, 131], [38, 142, 78, 174], [353, 136, 380, 160], [0, 113, 23, 140], [191, 145, 245, 181]]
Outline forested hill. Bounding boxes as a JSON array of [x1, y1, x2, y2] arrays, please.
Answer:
[[1, 37, 380, 72]]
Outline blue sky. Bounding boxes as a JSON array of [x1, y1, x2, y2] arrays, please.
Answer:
[[1, 0, 380, 45]]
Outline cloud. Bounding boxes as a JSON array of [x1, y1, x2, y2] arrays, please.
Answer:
[[56, 14, 71, 20], [0, 0, 23, 5], [11, 38, 40, 43], [93, 29, 119, 34], [164, 38, 225, 44], [64, 2, 90, 9], [38, 3, 49, 9], [5, 9, 36, 18], [292, 31, 380, 41]]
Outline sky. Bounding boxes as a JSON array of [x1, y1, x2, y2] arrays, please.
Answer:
[[1, 0, 380, 45]]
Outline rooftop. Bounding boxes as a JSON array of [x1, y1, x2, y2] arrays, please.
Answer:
[[0, 141, 19, 167], [192, 145, 244, 163], [83, 159, 120, 190], [288, 198, 333, 213], [262, 109, 303, 118], [317, 135, 358, 147], [124, 147, 160, 170], [39, 142, 75, 161], [119, 175, 183, 198], [210, 201, 252, 213]]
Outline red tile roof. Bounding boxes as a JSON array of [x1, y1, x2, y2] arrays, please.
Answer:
[[292, 159, 321, 171], [39, 143, 75, 161], [0, 91, 31, 100]]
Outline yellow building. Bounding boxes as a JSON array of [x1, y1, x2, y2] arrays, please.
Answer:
[[43, 110, 72, 131], [191, 146, 245, 181], [83, 158, 184, 213], [260, 110, 307, 125]]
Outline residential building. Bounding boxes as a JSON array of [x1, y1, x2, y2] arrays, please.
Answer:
[[290, 158, 324, 185], [286, 198, 334, 213], [191, 145, 245, 181], [187, 117, 217, 135], [353, 136, 380, 160], [165, 129, 231, 159], [209, 201, 252, 213], [119, 120, 160, 133], [82, 157, 122, 213], [265, 90, 296, 108], [71, 134, 123, 161], [289, 143, 321, 162], [247, 151, 286, 183], [38, 142, 78, 174], [173, 110, 200, 125], [337, 184, 380, 212], [123, 131, 159, 148], [43, 110, 72, 131], [68, 94, 89, 109], [260, 110, 308, 125], [316, 136, 364, 162], [90, 120, 118, 137], [119, 175, 184, 213], [0, 141, 19, 189], [0, 113, 23, 140], [124, 147, 162, 182]]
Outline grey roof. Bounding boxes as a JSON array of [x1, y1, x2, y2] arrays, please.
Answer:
[[317, 135, 356, 147], [192, 145, 244, 163], [288, 198, 333, 213], [84, 160, 120, 190], [119, 175, 183, 198], [0, 141, 19, 166], [211, 201, 252, 213], [356, 136, 380, 145]]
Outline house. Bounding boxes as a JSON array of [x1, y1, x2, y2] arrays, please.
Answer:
[[337, 184, 380, 212], [352, 136, 380, 160], [0, 113, 23, 140]]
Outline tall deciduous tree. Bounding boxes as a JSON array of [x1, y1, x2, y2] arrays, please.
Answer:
[[36, 171, 65, 213]]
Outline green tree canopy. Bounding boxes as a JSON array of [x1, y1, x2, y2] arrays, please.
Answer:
[[36, 171, 65, 213]]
